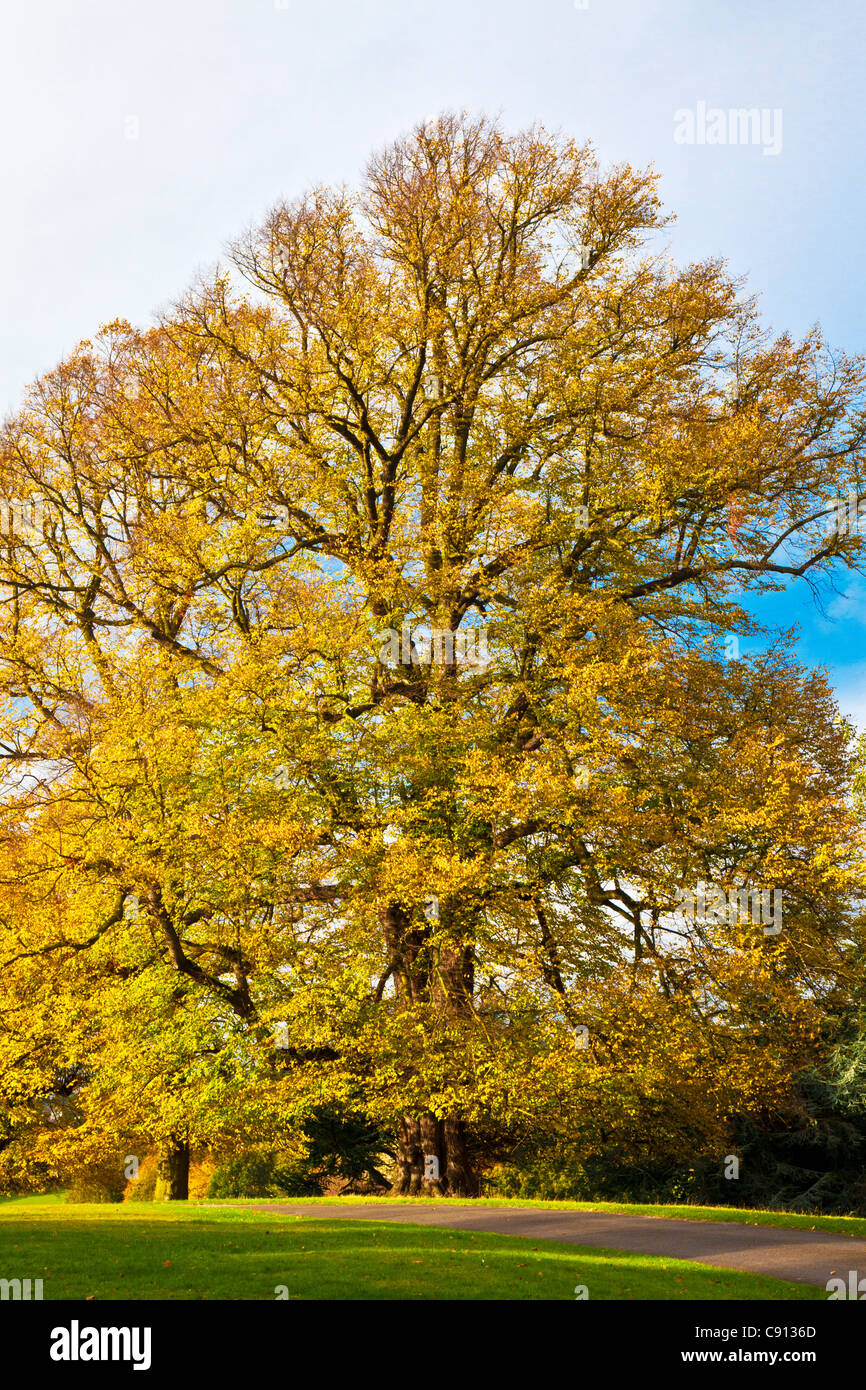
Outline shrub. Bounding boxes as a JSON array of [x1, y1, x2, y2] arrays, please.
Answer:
[[188, 1154, 216, 1200], [65, 1160, 126, 1203], [123, 1154, 158, 1201], [483, 1148, 721, 1205], [207, 1150, 318, 1199]]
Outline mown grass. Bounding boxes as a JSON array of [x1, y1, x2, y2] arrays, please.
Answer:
[[0, 1201, 826, 1300]]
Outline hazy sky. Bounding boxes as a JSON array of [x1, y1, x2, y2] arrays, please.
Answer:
[[2, 0, 864, 717]]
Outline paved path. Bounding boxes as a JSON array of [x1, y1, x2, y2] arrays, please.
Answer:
[[227, 1203, 866, 1288]]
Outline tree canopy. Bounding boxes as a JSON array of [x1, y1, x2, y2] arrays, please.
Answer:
[[1, 113, 864, 1195]]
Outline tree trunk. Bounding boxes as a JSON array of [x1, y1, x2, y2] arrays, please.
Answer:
[[391, 1111, 478, 1196], [155, 1135, 190, 1200], [442, 1112, 477, 1196], [382, 897, 480, 1197]]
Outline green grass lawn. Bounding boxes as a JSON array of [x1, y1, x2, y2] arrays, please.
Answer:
[[0, 1199, 826, 1300], [198, 1193, 866, 1239]]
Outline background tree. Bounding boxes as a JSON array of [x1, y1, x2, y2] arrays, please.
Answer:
[[0, 114, 864, 1196]]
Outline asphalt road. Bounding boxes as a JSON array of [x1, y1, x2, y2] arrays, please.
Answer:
[[229, 1202, 866, 1288]]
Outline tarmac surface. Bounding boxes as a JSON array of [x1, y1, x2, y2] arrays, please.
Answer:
[[227, 1202, 866, 1288]]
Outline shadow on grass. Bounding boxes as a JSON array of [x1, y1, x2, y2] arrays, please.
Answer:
[[0, 1211, 826, 1301]]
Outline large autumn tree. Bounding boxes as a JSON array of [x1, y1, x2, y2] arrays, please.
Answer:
[[1, 113, 864, 1196]]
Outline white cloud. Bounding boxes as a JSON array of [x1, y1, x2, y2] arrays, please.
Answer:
[[831, 661, 866, 733], [817, 579, 866, 632]]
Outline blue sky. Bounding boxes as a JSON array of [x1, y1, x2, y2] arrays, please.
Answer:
[[2, 0, 864, 720]]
